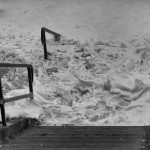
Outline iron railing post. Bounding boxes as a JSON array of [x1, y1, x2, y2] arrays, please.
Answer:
[[0, 75, 6, 126], [41, 27, 61, 60], [27, 67, 34, 99], [41, 28, 47, 59]]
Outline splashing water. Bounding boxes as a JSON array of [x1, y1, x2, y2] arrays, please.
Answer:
[[1, 32, 150, 126]]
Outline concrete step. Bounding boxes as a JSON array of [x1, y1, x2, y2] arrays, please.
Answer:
[[17, 134, 145, 139], [2, 142, 141, 148], [17, 133, 138, 137], [1, 125, 148, 150], [9, 140, 142, 145], [10, 136, 143, 143], [23, 126, 147, 134], [0, 148, 142, 150]]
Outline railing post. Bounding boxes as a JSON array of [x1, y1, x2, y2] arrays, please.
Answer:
[[27, 67, 34, 99], [43, 43, 48, 60], [41, 28, 48, 60], [0, 75, 6, 126], [41, 27, 61, 60]]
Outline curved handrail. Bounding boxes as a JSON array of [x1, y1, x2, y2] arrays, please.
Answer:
[[41, 27, 61, 59]]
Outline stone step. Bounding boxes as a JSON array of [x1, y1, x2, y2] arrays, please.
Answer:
[[23, 126, 147, 135], [9, 140, 142, 145], [2, 142, 140, 148], [17, 134, 144, 139], [1, 125, 148, 150], [0, 148, 140, 150], [11, 136, 143, 143]]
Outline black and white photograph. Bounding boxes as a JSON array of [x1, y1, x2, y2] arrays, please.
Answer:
[[0, 0, 150, 149]]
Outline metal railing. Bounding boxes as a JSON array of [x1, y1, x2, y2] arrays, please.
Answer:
[[0, 63, 34, 126], [41, 27, 61, 59]]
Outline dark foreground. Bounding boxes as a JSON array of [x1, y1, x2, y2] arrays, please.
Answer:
[[0, 118, 150, 150]]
